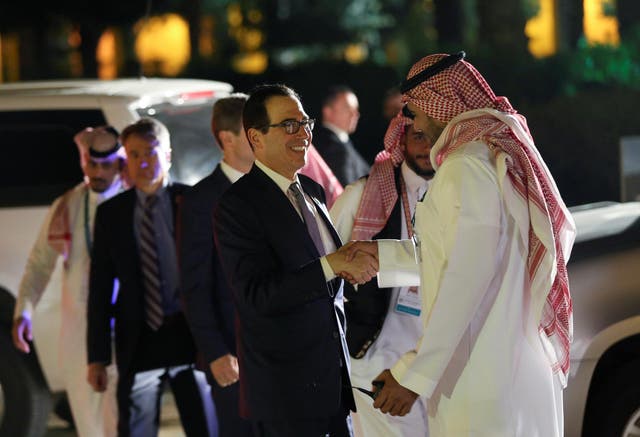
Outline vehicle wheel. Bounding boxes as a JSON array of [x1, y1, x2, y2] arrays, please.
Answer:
[[0, 290, 52, 437], [583, 359, 640, 437]]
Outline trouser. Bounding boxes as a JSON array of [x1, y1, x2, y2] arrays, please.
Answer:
[[252, 407, 353, 437], [116, 364, 216, 437], [207, 372, 254, 437]]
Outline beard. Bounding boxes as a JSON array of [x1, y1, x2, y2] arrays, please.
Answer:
[[405, 155, 435, 178]]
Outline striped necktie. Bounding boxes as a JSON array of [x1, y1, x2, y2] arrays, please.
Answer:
[[140, 194, 163, 330]]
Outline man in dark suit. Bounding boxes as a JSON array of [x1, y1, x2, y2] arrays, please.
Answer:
[[214, 84, 378, 437], [87, 118, 216, 437], [313, 86, 370, 186], [180, 94, 255, 437]]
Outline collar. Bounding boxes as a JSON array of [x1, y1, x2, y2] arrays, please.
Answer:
[[322, 122, 350, 143], [401, 161, 430, 195], [135, 182, 168, 205], [220, 160, 246, 184], [255, 160, 300, 196]]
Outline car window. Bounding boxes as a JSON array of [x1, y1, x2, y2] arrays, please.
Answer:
[[0, 109, 107, 206], [138, 100, 222, 186]]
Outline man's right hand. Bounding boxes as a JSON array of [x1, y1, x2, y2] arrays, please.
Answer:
[[210, 353, 240, 388], [327, 243, 379, 285], [12, 316, 33, 353], [87, 362, 108, 392]]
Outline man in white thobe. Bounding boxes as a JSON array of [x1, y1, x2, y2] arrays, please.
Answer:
[[330, 115, 432, 437], [12, 126, 125, 437], [348, 52, 575, 437]]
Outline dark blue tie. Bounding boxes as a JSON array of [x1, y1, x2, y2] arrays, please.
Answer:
[[140, 195, 163, 330]]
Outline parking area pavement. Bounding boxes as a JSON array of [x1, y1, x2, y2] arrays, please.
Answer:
[[45, 391, 185, 437]]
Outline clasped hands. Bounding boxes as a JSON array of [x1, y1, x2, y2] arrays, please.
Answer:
[[327, 241, 379, 285]]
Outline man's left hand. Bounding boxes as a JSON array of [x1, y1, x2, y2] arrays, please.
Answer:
[[372, 369, 419, 416]]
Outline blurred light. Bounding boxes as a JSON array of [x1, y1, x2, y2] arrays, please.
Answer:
[[247, 9, 263, 24], [68, 27, 82, 48], [232, 51, 268, 74], [242, 28, 264, 51], [584, 0, 620, 46], [526, 0, 557, 58], [199, 15, 216, 58], [344, 43, 368, 64], [134, 13, 190, 76], [227, 4, 243, 28], [0, 33, 20, 82], [97, 28, 118, 79]]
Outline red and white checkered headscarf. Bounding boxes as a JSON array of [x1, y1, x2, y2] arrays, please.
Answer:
[[350, 112, 412, 240], [405, 54, 576, 385]]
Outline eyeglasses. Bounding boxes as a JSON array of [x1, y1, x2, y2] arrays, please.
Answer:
[[264, 118, 315, 135]]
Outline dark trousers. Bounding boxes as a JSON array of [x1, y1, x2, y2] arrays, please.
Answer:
[[206, 371, 255, 437], [117, 364, 216, 437], [252, 409, 353, 437]]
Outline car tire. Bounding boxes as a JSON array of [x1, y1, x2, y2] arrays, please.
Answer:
[[0, 290, 52, 437], [583, 359, 640, 437]]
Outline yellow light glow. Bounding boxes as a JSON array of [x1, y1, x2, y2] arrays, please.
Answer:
[[344, 43, 368, 64], [1, 33, 20, 82], [525, 0, 557, 58], [227, 4, 243, 28], [232, 51, 268, 74], [199, 16, 216, 58], [97, 28, 118, 79], [584, 0, 620, 45], [134, 13, 191, 76]]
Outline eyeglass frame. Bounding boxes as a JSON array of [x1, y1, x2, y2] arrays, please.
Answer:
[[261, 118, 315, 135]]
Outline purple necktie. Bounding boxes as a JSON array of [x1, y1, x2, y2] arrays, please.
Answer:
[[288, 183, 326, 256]]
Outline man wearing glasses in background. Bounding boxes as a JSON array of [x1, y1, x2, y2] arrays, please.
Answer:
[[214, 84, 378, 437]]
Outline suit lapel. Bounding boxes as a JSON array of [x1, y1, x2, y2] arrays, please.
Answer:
[[249, 166, 320, 258]]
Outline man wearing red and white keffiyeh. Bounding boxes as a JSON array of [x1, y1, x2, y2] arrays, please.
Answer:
[[358, 52, 576, 436], [331, 113, 433, 437]]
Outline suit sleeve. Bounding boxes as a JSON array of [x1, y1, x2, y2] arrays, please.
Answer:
[[87, 204, 115, 365], [179, 188, 230, 364], [214, 191, 331, 317]]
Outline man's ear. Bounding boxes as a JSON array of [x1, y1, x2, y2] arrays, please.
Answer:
[[218, 130, 232, 150], [247, 128, 263, 150]]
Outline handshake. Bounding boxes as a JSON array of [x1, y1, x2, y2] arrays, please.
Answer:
[[326, 241, 379, 285]]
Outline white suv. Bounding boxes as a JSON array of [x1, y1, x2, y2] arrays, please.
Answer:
[[0, 78, 231, 436]]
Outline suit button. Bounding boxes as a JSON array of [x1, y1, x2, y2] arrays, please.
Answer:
[[333, 331, 339, 339]]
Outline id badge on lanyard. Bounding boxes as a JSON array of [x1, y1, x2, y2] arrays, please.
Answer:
[[395, 286, 421, 316]]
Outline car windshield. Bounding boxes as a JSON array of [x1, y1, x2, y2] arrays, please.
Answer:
[[137, 100, 222, 186]]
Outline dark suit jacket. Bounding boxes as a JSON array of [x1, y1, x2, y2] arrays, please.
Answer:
[[313, 124, 370, 186], [88, 183, 193, 376], [179, 165, 236, 366], [214, 165, 356, 421]]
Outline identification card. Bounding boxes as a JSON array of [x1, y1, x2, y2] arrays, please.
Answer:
[[395, 286, 421, 316]]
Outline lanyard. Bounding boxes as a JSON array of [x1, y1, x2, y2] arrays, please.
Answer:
[[84, 189, 92, 256], [399, 175, 415, 238]]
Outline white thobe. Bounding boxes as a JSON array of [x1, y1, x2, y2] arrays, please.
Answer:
[[378, 142, 564, 437], [330, 162, 430, 437], [15, 182, 119, 437]]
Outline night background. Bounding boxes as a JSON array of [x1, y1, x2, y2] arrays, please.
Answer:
[[1, 0, 639, 206]]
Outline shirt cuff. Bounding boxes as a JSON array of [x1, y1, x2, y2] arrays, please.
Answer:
[[320, 256, 337, 281], [377, 239, 420, 288]]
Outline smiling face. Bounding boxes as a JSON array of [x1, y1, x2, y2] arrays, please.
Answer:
[[248, 95, 312, 180], [401, 124, 435, 179]]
